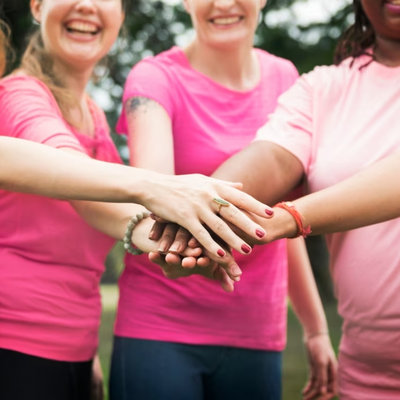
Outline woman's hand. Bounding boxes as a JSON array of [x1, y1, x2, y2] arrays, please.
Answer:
[[303, 334, 338, 400], [90, 354, 104, 400], [130, 217, 236, 291], [140, 172, 273, 259]]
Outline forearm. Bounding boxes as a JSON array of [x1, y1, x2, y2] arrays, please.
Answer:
[[294, 153, 400, 235], [213, 141, 304, 205], [287, 238, 328, 338], [0, 137, 156, 203], [71, 200, 147, 241]]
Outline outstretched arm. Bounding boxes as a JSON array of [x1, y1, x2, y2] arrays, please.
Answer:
[[261, 152, 400, 241]]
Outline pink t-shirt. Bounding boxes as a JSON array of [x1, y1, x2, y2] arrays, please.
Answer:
[[115, 47, 298, 351], [0, 76, 121, 362], [256, 56, 400, 399]]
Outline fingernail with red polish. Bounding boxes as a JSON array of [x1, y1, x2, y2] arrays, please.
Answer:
[[217, 249, 226, 257], [265, 209, 274, 216], [241, 244, 252, 254], [256, 229, 265, 238]]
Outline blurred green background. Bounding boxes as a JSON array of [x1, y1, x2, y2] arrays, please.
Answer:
[[2, 0, 351, 398]]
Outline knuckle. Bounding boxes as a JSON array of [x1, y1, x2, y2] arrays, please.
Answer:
[[213, 220, 226, 233]]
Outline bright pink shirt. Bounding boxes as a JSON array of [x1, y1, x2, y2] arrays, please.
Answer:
[[116, 47, 298, 351], [256, 56, 400, 399], [0, 76, 121, 362]]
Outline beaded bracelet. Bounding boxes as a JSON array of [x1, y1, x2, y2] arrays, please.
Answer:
[[274, 201, 311, 239], [123, 211, 150, 255]]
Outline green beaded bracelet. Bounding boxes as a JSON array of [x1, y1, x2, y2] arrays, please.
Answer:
[[123, 211, 150, 255]]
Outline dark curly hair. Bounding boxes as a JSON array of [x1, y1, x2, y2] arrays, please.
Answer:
[[334, 0, 376, 65]]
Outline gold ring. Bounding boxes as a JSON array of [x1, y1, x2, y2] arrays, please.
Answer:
[[213, 198, 230, 214]]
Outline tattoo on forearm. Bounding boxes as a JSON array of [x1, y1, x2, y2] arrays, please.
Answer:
[[126, 97, 157, 117]]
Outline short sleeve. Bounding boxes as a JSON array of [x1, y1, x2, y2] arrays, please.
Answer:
[[116, 59, 174, 135], [0, 76, 83, 152], [255, 70, 315, 172]]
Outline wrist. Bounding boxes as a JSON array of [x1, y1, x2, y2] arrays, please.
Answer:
[[267, 207, 299, 241], [303, 330, 330, 343], [274, 202, 311, 239]]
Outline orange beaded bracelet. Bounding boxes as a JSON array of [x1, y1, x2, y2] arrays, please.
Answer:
[[274, 201, 311, 239]]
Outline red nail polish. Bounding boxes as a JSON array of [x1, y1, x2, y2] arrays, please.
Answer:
[[265, 209, 274, 216], [256, 229, 265, 238], [217, 249, 225, 257], [241, 244, 252, 254]]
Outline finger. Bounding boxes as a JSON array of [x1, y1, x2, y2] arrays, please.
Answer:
[[150, 213, 170, 224], [201, 212, 255, 257], [181, 257, 197, 268], [209, 178, 243, 190], [196, 257, 211, 267], [188, 237, 200, 248], [148, 252, 174, 278], [302, 379, 313, 395], [157, 224, 179, 253], [316, 363, 328, 397], [327, 360, 339, 395], [165, 253, 197, 269], [169, 227, 192, 253], [219, 184, 274, 219], [148, 221, 167, 241], [218, 203, 267, 242], [214, 266, 235, 292], [181, 218, 243, 278], [181, 247, 202, 258]]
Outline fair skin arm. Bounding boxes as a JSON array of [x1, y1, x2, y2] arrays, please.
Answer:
[[125, 97, 276, 268]]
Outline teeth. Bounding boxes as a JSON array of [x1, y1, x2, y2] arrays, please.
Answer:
[[212, 17, 241, 25], [66, 21, 99, 34]]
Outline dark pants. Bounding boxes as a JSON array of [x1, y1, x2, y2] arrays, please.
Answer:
[[110, 336, 282, 400], [0, 347, 92, 400]]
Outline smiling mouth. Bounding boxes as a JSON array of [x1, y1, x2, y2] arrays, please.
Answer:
[[65, 21, 101, 35], [210, 16, 244, 26]]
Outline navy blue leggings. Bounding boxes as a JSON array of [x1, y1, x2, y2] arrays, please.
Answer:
[[109, 337, 282, 400]]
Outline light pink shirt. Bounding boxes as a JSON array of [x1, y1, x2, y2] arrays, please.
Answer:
[[256, 56, 400, 398], [0, 76, 121, 362], [116, 47, 298, 351]]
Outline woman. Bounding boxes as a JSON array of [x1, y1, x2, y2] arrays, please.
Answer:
[[0, 1, 275, 398], [111, 1, 336, 399], [209, 0, 400, 397]]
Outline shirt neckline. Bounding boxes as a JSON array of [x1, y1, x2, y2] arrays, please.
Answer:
[[171, 46, 265, 96]]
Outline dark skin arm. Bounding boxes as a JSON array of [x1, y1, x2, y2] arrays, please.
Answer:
[[213, 141, 304, 206]]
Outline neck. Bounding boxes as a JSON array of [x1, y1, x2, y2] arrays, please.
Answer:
[[374, 35, 400, 67], [53, 60, 93, 101], [184, 38, 260, 91]]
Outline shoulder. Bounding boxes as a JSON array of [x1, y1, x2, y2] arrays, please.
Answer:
[[256, 49, 298, 77], [298, 59, 357, 93], [1, 74, 55, 99], [128, 47, 186, 82]]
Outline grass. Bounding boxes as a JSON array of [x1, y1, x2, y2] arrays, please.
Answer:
[[99, 285, 342, 400]]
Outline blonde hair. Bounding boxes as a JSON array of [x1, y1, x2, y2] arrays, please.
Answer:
[[20, 29, 77, 126]]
